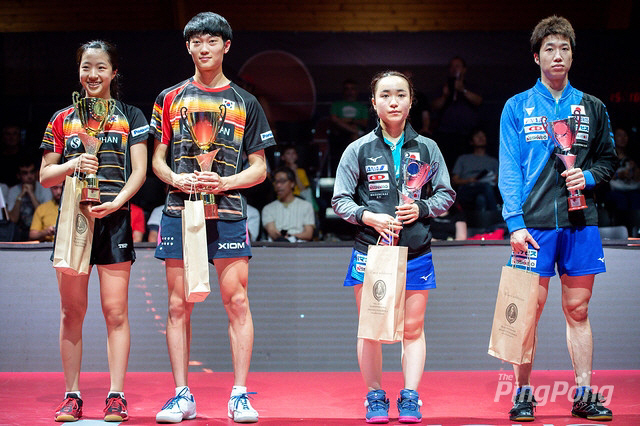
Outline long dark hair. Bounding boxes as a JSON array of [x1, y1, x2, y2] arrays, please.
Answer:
[[76, 40, 121, 99]]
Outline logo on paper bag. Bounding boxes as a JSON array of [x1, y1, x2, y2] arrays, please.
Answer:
[[76, 214, 88, 234], [373, 280, 386, 301], [506, 303, 518, 324]]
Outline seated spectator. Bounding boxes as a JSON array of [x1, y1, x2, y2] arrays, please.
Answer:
[[262, 167, 315, 242], [0, 123, 24, 187], [146, 204, 163, 243], [281, 145, 310, 195], [7, 157, 52, 241], [130, 203, 146, 243], [431, 202, 467, 241], [29, 182, 63, 242], [451, 129, 499, 212], [246, 204, 260, 241], [607, 127, 640, 211]]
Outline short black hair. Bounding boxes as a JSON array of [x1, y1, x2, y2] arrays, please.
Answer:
[[184, 12, 233, 42], [273, 166, 296, 183], [530, 15, 576, 54]]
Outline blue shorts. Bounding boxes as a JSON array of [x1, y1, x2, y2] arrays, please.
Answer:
[[508, 226, 606, 277], [154, 213, 252, 261], [343, 248, 436, 290]]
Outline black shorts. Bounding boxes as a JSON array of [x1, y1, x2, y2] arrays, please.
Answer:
[[90, 209, 135, 265]]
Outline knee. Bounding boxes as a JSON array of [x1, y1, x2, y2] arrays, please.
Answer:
[[226, 292, 249, 318], [103, 305, 128, 329], [403, 317, 424, 342], [564, 300, 589, 323], [60, 302, 87, 326], [167, 297, 190, 323]]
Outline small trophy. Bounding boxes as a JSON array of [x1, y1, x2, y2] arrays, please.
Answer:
[[180, 105, 227, 219], [72, 92, 116, 204], [383, 156, 439, 246], [541, 110, 587, 211]]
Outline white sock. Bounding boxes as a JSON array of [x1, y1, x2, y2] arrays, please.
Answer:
[[107, 391, 125, 399], [231, 386, 247, 397], [65, 391, 81, 399], [176, 386, 191, 397]]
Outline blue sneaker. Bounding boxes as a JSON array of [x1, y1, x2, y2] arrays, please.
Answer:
[[397, 389, 422, 423], [364, 390, 389, 424]]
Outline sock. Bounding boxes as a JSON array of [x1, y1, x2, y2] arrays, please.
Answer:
[[107, 391, 125, 399], [176, 386, 191, 397], [574, 386, 591, 399], [516, 385, 533, 395], [65, 391, 81, 399], [231, 386, 247, 397]]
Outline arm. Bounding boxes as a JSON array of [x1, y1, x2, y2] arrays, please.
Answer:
[[195, 149, 268, 193], [263, 221, 282, 241], [455, 220, 467, 240], [412, 144, 456, 220], [151, 139, 197, 193], [90, 142, 147, 219], [498, 101, 526, 233], [290, 224, 314, 242]]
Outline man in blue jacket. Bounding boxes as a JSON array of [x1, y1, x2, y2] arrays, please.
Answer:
[[498, 15, 616, 422]]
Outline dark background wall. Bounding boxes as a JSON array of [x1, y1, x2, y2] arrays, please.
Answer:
[[1, 0, 639, 161]]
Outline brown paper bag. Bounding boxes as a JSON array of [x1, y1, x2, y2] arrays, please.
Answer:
[[357, 245, 408, 343], [53, 175, 95, 275], [182, 199, 211, 302], [488, 264, 540, 365]]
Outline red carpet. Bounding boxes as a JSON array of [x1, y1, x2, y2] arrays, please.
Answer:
[[1, 370, 637, 425]]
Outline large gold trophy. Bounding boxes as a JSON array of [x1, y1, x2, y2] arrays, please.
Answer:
[[72, 92, 116, 204], [180, 105, 227, 219]]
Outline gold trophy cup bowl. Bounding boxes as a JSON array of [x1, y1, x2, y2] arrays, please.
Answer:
[[180, 105, 227, 219], [72, 92, 116, 205]]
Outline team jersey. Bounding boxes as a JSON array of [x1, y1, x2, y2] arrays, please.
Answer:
[[41, 100, 149, 204], [150, 78, 276, 220], [499, 79, 617, 232]]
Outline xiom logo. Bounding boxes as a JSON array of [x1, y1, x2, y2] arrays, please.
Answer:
[[218, 242, 246, 250]]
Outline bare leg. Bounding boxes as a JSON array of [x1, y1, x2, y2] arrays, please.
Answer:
[[165, 258, 195, 387], [561, 274, 595, 387], [58, 270, 90, 392], [214, 257, 253, 387], [513, 277, 550, 387], [401, 290, 429, 390], [354, 284, 382, 390], [97, 262, 131, 392]]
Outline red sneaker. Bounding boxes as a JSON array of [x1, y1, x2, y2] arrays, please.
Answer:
[[104, 394, 129, 422], [55, 394, 83, 422]]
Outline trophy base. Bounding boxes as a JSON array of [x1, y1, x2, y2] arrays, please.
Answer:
[[568, 194, 587, 211], [80, 187, 101, 205]]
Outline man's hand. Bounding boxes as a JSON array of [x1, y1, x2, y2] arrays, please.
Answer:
[[510, 228, 540, 254], [562, 167, 586, 191]]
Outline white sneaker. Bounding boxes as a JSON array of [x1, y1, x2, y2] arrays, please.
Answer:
[[155, 388, 197, 423], [228, 392, 259, 423]]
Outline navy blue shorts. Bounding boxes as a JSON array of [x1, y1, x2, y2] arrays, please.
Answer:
[[508, 226, 606, 277], [154, 213, 252, 261], [343, 248, 436, 290]]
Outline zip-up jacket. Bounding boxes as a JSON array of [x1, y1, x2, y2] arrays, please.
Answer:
[[332, 123, 455, 258], [499, 80, 617, 233]]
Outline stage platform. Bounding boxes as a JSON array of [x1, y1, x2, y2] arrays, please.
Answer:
[[1, 370, 637, 425]]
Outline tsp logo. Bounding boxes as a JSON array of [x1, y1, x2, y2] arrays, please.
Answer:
[[75, 214, 88, 234], [373, 280, 386, 301], [505, 303, 518, 324]]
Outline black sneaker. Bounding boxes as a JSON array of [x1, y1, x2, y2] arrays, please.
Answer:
[[509, 387, 536, 422], [571, 388, 612, 421]]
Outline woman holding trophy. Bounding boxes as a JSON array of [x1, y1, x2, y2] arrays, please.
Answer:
[[332, 71, 455, 423], [39, 40, 149, 422]]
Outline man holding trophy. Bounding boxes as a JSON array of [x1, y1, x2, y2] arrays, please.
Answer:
[[332, 71, 454, 423], [150, 12, 275, 424], [498, 16, 617, 422]]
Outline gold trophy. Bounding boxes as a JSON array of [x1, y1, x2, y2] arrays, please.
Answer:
[[180, 105, 227, 219], [541, 110, 587, 211], [72, 92, 116, 204]]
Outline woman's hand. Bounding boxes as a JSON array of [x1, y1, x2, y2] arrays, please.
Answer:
[[75, 153, 99, 175], [363, 211, 402, 243], [89, 201, 121, 219], [395, 202, 420, 225]]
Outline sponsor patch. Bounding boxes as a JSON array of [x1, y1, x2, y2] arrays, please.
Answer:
[[524, 125, 544, 133], [356, 253, 367, 263], [365, 164, 388, 173], [355, 264, 366, 273], [223, 99, 235, 110], [367, 173, 389, 182], [218, 241, 246, 250], [367, 155, 383, 163], [524, 116, 542, 125], [406, 152, 421, 161], [369, 182, 390, 191], [579, 124, 589, 133], [131, 125, 149, 138], [260, 130, 273, 141], [571, 105, 586, 115], [576, 132, 589, 141], [526, 133, 548, 142], [69, 136, 82, 149]]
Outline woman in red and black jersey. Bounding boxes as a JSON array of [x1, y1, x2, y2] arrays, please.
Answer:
[[39, 40, 148, 422]]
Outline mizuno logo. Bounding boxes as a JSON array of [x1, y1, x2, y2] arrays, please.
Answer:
[[598, 257, 605, 263], [368, 156, 382, 162], [421, 273, 433, 281]]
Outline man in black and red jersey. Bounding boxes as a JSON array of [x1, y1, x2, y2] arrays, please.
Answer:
[[151, 12, 275, 424]]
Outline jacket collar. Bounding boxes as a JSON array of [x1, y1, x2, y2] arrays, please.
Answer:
[[373, 121, 419, 142], [534, 78, 573, 102]]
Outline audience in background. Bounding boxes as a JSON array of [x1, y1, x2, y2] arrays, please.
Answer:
[[0, 124, 25, 187], [430, 202, 467, 241], [28, 182, 62, 242], [607, 127, 640, 211], [130, 203, 146, 243]]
